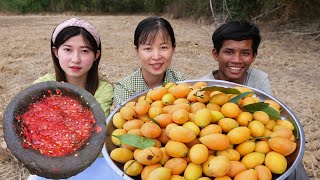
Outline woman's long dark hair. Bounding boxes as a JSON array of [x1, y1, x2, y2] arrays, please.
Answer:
[[51, 26, 101, 95]]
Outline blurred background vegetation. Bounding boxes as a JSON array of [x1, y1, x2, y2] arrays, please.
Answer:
[[0, 0, 319, 22]]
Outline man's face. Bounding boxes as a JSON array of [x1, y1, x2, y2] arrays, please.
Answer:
[[213, 39, 256, 84]]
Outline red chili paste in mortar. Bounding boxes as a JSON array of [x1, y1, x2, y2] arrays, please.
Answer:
[[16, 92, 95, 157]]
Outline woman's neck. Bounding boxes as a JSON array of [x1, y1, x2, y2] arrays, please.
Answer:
[[142, 70, 165, 89], [66, 76, 87, 89]]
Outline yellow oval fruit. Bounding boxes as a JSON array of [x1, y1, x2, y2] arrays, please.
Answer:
[[141, 163, 162, 180], [207, 156, 231, 177], [241, 152, 265, 169], [235, 141, 256, 157], [148, 106, 163, 118], [172, 103, 191, 112], [265, 120, 276, 130], [200, 124, 222, 137], [248, 120, 265, 137], [207, 103, 221, 111], [165, 123, 179, 136], [189, 144, 209, 164], [168, 126, 196, 143], [226, 161, 247, 178], [234, 169, 257, 180], [173, 98, 189, 105], [211, 110, 225, 123], [123, 119, 144, 132], [214, 176, 232, 180], [127, 128, 142, 137], [148, 86, 168, 101], [164, 157, 187, 175], [199, 133, 230, 151], [165, 140, 188, 158], [192, 81, 207, 89], [236, 112, 253, 126], [264, 99, 281, 110], [120, 106, 138, 120], [170, 175, 186, 180], [275, 120, 295, 131], [110, 147, 133, 163], [265, 151, 287, 174], [151, 100, 164, 108], [268, 136, 297, 156], [123, 160, 143, 176], [141, 121, 161, 139], [138, 95, 153, 104], [227, 126, 251, 144], [111, 128, 127, 146], [253, 111, 270, 125], [136, 147, 163, 165], [190, 102, 206, 114], [241, 97, 256, 107], [187, 89, 200, 103], [172, 109, 189, 124], [209, 93, 230, 106], [134, 100, 151, 116], [234, 86, 254, 95], [216, 148, 241, 161], [154, 113, 173, 128], [203, 155, 216, 176], [194, 108, 212, 128], [169, 84, 191, 98], [255, 165, 272, 180], [162, 93, 176, 105], [270, 127, 293, 139], [147, 167, 171, 180], [218, 118, 239, 133], [112, 112, 127, 129], [184, 162, 202, 180], [254, 141, 271, 154], [183, 121, 200, 136], [196, 91, 211, 103], [221, 102, 240, 118]]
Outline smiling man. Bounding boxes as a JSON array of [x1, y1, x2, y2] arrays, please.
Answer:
[[202, 20, 271, 94], [202, 20, 309, 180]]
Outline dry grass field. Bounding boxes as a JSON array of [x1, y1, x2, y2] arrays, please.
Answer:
[[0, 15, 319, 179]]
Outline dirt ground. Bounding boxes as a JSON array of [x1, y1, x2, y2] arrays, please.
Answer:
[[0, 15, 319, 179]]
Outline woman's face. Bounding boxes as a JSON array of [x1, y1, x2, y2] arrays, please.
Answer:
[[136, 31, 174, 77], [53, 34, 99, 83]]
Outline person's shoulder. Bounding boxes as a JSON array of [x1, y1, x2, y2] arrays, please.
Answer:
[[115, 69, 143, 90], [33, 73, 56, 84], [98, 79, 113, 89], [116, 69, 140, 84], [201, 71, 215, 80], [249, 68, 269, 77], [167, 68, 187, 81]]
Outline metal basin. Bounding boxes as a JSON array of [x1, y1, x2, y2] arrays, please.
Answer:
[[102, 80, 305, 180]]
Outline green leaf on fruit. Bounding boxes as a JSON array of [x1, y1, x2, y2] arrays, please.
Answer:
[[200, 86, 241, 94], [113, 134, 155, 149], [229, 92, 254, 104], [147, 116, 160, 126], [243, 102, 281, 120]]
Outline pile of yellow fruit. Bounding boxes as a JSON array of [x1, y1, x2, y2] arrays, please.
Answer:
[[109, 81, 298, 180]]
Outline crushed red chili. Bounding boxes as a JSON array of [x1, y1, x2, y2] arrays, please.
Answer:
[[16, 92, 95, 157]]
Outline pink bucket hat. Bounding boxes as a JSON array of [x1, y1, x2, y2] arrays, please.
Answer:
[[52, 17, 100, 45]]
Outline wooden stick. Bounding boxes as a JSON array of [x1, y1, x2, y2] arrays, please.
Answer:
[[252, 4, 286, 21]]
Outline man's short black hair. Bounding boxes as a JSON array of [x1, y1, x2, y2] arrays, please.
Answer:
[[212, 20, 261, 55]]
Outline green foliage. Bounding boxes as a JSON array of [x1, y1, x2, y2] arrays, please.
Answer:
[[226, 0, 263, 19], [0, 0, 318, 20]]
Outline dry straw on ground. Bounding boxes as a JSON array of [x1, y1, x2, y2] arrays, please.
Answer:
[[0, 15, 319, 179]]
